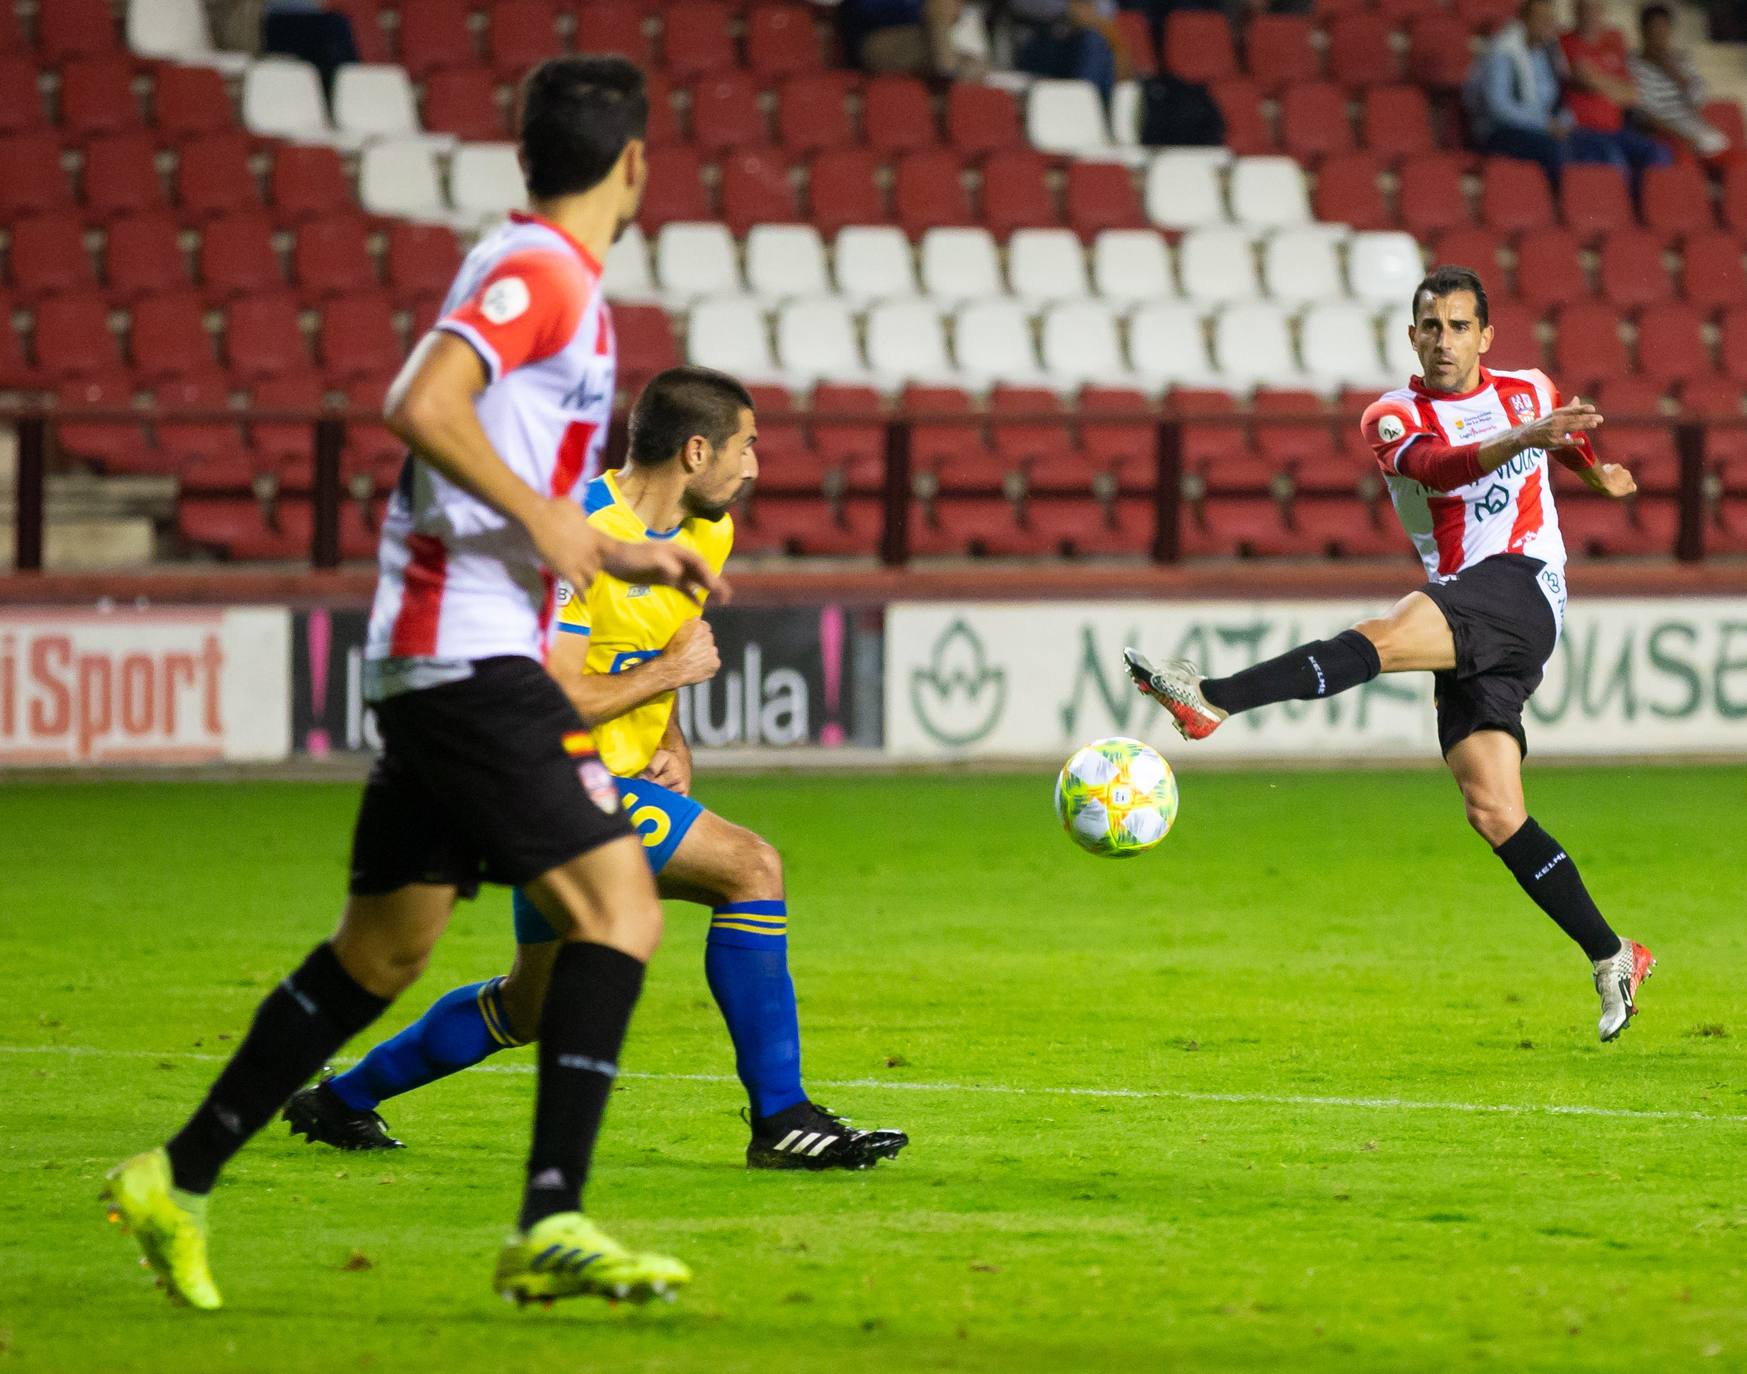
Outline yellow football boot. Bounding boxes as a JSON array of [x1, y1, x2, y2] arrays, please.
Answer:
[[100, 1149, 222, 1311], [494, 1212, 690, 1307]]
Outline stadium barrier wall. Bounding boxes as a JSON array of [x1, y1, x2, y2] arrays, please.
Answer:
[[885, 598, 1747, 761], [0, 606, 290, 766]]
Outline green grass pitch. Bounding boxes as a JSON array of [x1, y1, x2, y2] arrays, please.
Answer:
[[2, 764, 1744, 1373]]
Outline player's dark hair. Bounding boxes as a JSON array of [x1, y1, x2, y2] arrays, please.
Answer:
[[517, 56, 648, 199], [1638, 2, 1672, 31], [627, 367, 755, 465], [1412, 265, 1490, 329]]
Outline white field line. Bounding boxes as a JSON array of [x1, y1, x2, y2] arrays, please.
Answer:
[[6, 1042, 1745, 1127]]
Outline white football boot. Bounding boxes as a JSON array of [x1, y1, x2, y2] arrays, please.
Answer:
[[1593, 939, 1656, 1042]]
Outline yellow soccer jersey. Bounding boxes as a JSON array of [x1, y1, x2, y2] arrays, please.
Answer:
[[552, 471, 732, 777]]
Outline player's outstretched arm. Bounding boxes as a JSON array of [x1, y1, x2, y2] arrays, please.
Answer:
[[1476, 398, 1606, 476], [549, 618, 721, 730]]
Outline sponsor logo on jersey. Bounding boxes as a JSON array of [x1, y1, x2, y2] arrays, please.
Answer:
[[625, 584, 651, 599], [1377, 414, 1405, 444], [1476, 484, 1510, 516], [480, 275, 531, 325]]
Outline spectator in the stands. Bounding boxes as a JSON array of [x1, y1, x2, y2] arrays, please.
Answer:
[[1465, 0, 1610, 189], [839, 0, 987, 78], [259, 1, 360, 96], [1629, 2, 1739, 169], [1559, 0, 1672, 182], [1007, 0, 1128, 102]]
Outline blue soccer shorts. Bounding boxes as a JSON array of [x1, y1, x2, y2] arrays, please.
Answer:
[[511, 774, 705, 943]]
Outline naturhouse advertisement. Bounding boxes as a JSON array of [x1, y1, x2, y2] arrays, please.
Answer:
[[0, 608, 291, 766], [884, 599, 1747, 761]]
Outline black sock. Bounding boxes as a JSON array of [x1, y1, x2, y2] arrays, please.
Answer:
[[1201, 629, 1382, 715], [1493, 818, 1623, 963], [166, 942, 389, 1194], [520, 942, 646, 1231]]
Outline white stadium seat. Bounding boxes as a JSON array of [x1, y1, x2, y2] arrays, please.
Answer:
[[1091, 229, 1174, 304], [242, 58, 332, 141], [1007, 228, 1090, 304], [1128, 301, 1223, 391], [1380, 306, 1421, 381], [1212, 302, 1300, 389], [332, 64, 424, 141], [1109, 80, 1143, 149], [1261, 228, 1345, 305], [1348, 230, 1425, 305], [600, 224, 656, 301], [775, 297, 865, 385], [833, 225, 917, 302], [955, 298, 1045, 388], [1039, 301, 1127, 388], [1026, 79, 1109, 156], [1300, 302, 1391, 390], [1228, 156, 1311, 227], [654, 221, 741, 301], [919, 227, 1003, 304], [745, 224, 831, 302], [358, 139, 447, 219], [865, 299, 954, 386], [1177, 227, 1260, 303], [127, 0, 249, 71], [1143, 150, 1227, 230], [450, 142, 527, 223], [687, 296, 778, 379]]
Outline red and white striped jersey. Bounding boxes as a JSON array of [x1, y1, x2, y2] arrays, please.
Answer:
[[1360, 367, 1569, 582], [364, 211, 616, 668]]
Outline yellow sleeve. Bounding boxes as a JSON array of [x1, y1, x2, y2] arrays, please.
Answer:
[[554, 578, 590, 636]]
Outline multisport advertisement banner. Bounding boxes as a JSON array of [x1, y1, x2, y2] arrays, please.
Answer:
[[884, 598, 1747, 761]]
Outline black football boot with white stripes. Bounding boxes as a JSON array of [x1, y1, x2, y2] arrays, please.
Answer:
[[745, 1102, 909, 1171]]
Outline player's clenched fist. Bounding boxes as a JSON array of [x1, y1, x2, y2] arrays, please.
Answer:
[[659, 619, 720, 688], [1584, 462, 1637, 498]]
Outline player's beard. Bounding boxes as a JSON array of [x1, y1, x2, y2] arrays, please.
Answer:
[[683, 479, 752, 523]]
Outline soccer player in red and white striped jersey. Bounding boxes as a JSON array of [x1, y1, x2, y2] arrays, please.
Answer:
[[1127, 266, 1655, 1043]]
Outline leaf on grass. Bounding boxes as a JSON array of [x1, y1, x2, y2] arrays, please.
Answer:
[[970, 1263, 1002, 1273], [342, 1250, 372, 1272], [883, 1054, 910, 1068]]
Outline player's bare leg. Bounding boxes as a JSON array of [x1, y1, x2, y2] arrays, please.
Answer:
[[1446, 729, 1653, 1042]]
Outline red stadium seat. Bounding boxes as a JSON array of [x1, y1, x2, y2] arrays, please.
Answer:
[[270, 143, 354, 225], [576, 0, 650, 65], [1163, 11, 1236, 85], [486, 0, 560, 78], [910, 498, 1029, 558], [103, 211, 189, 301], [1551, 301, 1627, 389], [0, 132, 73, 219], [643, 73, 682, 146], [292, 216, 377, 300], [0, 292, 43, 388], [1314, 152, 1390, 229], [659, 1, 736, 82], [980, 149, 1058, 238], [38, 0, 120, 61], [32, 294, 121, 379], [395, 0, 478, 77], [1722, 307, 1747, 384], [1065, 162, 1146, 237], [1398, 154, 1470, 236], [894, 149, 973, 236], [906, 383, 984, 479], [1209, 78, 1273, 156], [1454, 0, 1519, 29], [154, 375, 246, 465], [807, 147, 885, 235], [7, 212, 96, 302], [749, 496, 883, 556], [1243, 14, 1317, 94], [1113, 11, 1157, 79], [225, 292, 309, 379], [1079, 386, 1157, 486], [152, 63, 235, 140], [1431, 226, 1507, 275], [81, 132, 165, 218], [327, 0, 388, 61], [1597, 227, 1673, 309], [1326, 14, 1401, 89], [1484, 299, 1545, 372], [1513, 228, 1589, 308], [1633, 302, 1712, 386], [55, 373, 144, 471], [1702, 98, 1746, 151], [128, 291, 216, 379], [989, 385, 1075, 479], [422, 67, 507, 142], [1559, 490, 1678, 557], [318, 294, 402, 380], [687, 71, 767, 153], [777, 71, 855, 153], [1593, 377, 1677, 489], [59, 55, 141, 136], [175, 130, 257, 219], [636, 142, 710, 229], [739, 383, 811, 493], [1251, 388, 1335, 469], [1279, 82, 1354, 161], [1680, 230, 1747, 311], [0, 3, 22, 53], [863, 74, 936, 153], [0, 55, 45, 133], [1361, 85, 1435, 161], [1406, 14, 1471, 90], [720, 148, 799, 235], [250, 372, 325, 466], [945, 82, 1023, 157], [1723, 163, 1747, 235], [1558, 162, 1634, 239], [384, 223, 462, 306], [811, 382, 887, 486], [746, 3, 822, 78], [613, 303, 682, 379], [178, 496, 315, 561], [1480, 156, 1553, 231], [198, 209, 282, 302], [1640, 163, 1714, 238]]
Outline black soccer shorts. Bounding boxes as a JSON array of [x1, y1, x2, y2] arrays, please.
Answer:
[[1418, 553, 1563, 758], [348, 655, 633, 899]]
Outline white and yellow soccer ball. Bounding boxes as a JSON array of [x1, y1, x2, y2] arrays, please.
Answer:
[[1054, 736, 1179, 858]]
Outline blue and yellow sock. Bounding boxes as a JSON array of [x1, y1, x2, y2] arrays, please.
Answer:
[[705, 900, 807, 1121], [326, 977, 521, 1113]]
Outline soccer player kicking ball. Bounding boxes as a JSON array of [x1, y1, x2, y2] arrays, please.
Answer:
[[1126, 265, 1655, 1043], [101, 57, 716, 1310], [284, 368, 909, 1170]]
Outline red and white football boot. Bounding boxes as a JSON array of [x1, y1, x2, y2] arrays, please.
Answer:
[[1593, 939, 1656, 1042], [1123, 648, 1227, 741]]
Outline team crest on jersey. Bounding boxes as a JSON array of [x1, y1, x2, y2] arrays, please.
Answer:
[[1508, 392, 1537, 423], [578, 757, 619, 814]]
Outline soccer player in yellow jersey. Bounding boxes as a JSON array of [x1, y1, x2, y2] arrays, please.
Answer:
[[288, 368, 908, 1170]]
